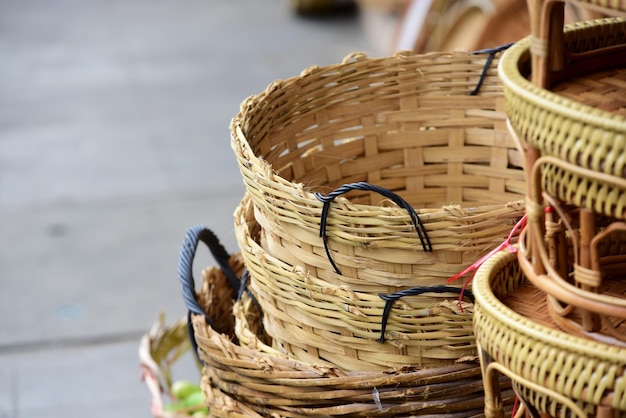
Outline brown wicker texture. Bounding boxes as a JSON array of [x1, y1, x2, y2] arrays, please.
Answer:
[[499, 18, 626, 343], [517, 210, 626, 345], [193, 273, 517, 417], [231, 49, 526, 298], [235, 194, 480, 372], [500, 19, 626, 221], [140, 314, 199, 418], [472, 248, 626, 418]]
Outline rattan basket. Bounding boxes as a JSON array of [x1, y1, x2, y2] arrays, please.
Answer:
[[176, 225, 516, 416], [231, 49, 526, 298], [472, 248, 626, 417], [194, 269, 516, 417], [235, 194, 482, 371], [499, 17, 626, 220]]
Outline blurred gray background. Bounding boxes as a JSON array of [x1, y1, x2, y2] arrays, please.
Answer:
[[0, 0, 379, 416]]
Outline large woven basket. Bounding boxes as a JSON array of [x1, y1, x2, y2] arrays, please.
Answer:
[[472, 248, 626, 417], [176, 225, 516, 417], [235, 194, 480, 371], [193, 267, 516, 417], [231, 49, 526, 297]]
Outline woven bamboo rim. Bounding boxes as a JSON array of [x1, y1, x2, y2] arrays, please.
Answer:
[[231, 49, 525, 296], [472, 248, 626, 417], [235, 194, 482, 372], [499, 18, 626, 216], [193, 271, 516, 417]]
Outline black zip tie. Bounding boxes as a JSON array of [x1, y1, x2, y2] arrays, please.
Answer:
[[377, 285, 475, 343], [314, 182, 432, 275], [469, 42, 514, 96], [177, 225, 239, 363]]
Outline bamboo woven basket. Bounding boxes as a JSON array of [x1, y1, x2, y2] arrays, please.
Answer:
[[193, 268, 516, 417], [231, 49, 526, 297], [235, 194, 481, 372], [499, 17, 626, 220], [175, 225, 517, 416], [472, 248, 626, 417]]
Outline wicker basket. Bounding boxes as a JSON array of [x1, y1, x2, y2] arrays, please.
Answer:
[[231, 49, 526, 298], [175, 224, 516, 416], [193, 268, 516, 417], [236, 193, 483, 371], [499, 18, 626, 342], [472, 248, 626, 417], [499, 18, 626, 219]]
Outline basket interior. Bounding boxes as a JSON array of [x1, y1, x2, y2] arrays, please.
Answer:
[[239, 52, 526, 208]]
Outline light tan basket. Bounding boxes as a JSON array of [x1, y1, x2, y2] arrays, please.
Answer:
[[231, 49, 526, 297], [194, 270, 516, 417], [472, 248, 626, 417], [235, 194, 480, 371]]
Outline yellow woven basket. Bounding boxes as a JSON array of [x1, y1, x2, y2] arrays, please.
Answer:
[[499, 17, 626, 220], [236, 194, 481, 371], [231, 49, 526, 297], [472, 248, 626, 417]]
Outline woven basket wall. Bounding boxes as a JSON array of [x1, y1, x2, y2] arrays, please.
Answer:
[[231, 49, 526, 297], [499, 18, 626, 220], [236, 194, 480, 371], [472, 249, 626, 417], [193, 262, 516, 417]]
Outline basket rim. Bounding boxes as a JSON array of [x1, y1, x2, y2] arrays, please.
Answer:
[[472, 248, 626, 362], [498, 18, 626, 132]]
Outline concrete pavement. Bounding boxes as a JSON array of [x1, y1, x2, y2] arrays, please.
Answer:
[[0, 1, 375, 416]]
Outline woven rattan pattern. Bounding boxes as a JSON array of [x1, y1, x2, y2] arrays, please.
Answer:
[[500, 18, 626, 220], [192, 265, 516, 417], [473, 249, 626, 417], [234, 195, 478, 372], [232, 49, 525, 294]]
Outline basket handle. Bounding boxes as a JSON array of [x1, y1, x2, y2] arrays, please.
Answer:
[[178, 225, 239, 361], [377, 285, 475, 343], [314, 181, 432, 275]]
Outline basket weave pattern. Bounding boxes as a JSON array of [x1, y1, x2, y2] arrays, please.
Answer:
[[232, 49, 526, 295], [473, 249, 626, 417], [235, 195, 477, 371], [192, 264, 516, 417]]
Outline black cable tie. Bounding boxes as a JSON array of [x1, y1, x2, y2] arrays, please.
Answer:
[[377, 285, 475, 343], [469, 42, 514, 96], [314, 182, 432, 275]]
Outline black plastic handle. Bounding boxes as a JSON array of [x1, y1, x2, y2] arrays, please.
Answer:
[[377, 285, 474, 343], [314, 182, 432, 275]]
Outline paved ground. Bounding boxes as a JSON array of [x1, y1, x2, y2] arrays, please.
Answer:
[[0, 1, 376, 416]]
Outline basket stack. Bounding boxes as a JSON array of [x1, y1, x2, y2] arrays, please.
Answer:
[[472, 2, 626, 417], [194, 47, 531, 416]]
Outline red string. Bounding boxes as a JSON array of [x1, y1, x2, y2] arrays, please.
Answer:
[[512, 395, 520, 418], [446, 215, 527, 307]]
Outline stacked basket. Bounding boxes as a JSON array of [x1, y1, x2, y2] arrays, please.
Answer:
[[472, 2, 626, 417], [185, 48, 532, 416]]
